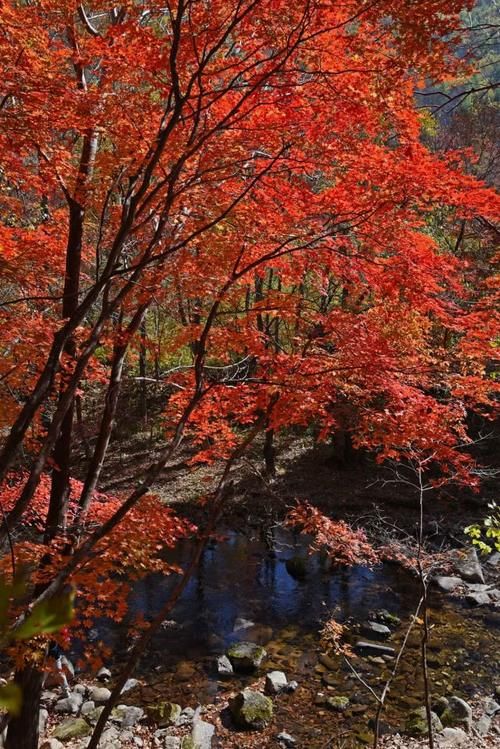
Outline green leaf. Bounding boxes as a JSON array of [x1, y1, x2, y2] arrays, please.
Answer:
[[0, 683, 22, 715], [14, 591, 74, 641]]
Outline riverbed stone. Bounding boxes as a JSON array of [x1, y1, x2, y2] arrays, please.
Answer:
[[360, 621, 391, 640], [177, 707, 196, 727], [432, 696, 449, 717], [318, 653, 337, 670], [227, 641, 266, 672], [88, 685, 111, 705], [163, 739, 181, 749], [265, 670, 288, 695], [215, 655, 233, 678], [52, 718, 92, 741], [191, 718, 215, 748], [97, 667, 112, 683], [453, 548, 484, 584], [229, 689, 273, 729], [113, 704, 145, 728], [374, 610, 401, 628], [405, 707, 443, 736], [354, 641, 396, 657], [476, 715, 491, 736], [54, 692, 84, 715], [434, 576, 463, 593], [441, 696, 473, 731], [484, 698, 500, 716]]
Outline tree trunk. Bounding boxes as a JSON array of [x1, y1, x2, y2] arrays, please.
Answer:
[[5, 666, 44, 749], [263, 427, 276, 476]]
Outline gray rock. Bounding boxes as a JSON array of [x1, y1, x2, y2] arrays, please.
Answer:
[[177, 707, 196, 727], [191, 719, 215, 748], [120, 678, 139, 694], [432, 696, 449, 717], [73, 685, 87, 696], [100, 725, 119, 747], [488, 589, 500, 602], [405, 707, 443, 736], [97, 667, 112, 683], [164, 740, 181, 749], [374, 610, 401, 627], [54, 693, 84, 715], [227, 641, 267, 672], [360, 621, 391, 640], [39, 708, 49, 735], [486, 551, 500, 567], [40, 741, 65, 749], [465, 591, 491, 606], [454, 548, 484, 584], [147, 702, 182, 727], [285, 680, 299, 693], [265, 670, 288, 695], [277, 732, 297, 747], [434, 576, 462, 593], [484, 698, 500, 716], [88, 686, 111, 705], [81, 701, 95, 716], [441, 696, 473, 731], [41, 690, 59, 705], [215, 655, 233, 678], [437, 727, 468, 746], [229, 689, 273, 729], [476, 715, 491, 736], [354, 641, 396, 657], [114, 705, 145, 728]]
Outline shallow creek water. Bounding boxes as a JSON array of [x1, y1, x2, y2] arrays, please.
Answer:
[[101, 529, 499, 746]]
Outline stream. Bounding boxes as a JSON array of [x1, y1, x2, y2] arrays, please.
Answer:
[[97, 528, 499, 746]]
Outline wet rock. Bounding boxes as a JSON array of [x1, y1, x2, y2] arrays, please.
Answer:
[[233, 617, 255, 632], [191, 718, 215, 748], [318, 653, 337, 670], [265, 670, 288, 695], [229, 689, 273, 729], [54, 692, 84, 715], [147, 701, 182, 727], [215, 655, 233, 678], [285, 556, 308, 580], [326, 696, 349, 712], [374, 610, 401, 628], [227, 641, 267, 672], [437, 727, 468, 746], [81, 700, 95, 716], [354, 641, 396, 657], [433, 577, 462, 593], [88, 686, 111, 705], [441, 696, 473, 731], [361, 621, 391, 640], [52, 718, 92, 741], [175, 661, 196, 682], [277, 731, 297, 747], [453, 548, 484, 584], [405, 707, 443, 737], [97, 666, 112, 682]]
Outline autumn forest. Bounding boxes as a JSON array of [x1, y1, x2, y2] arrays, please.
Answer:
[[0, 1, 499, 748]]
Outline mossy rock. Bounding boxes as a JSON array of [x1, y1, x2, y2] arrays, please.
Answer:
[[229, 689, 273, 730], [181, 738, 196, 749], [326, 696, 350, 712], [375, 609, 401, 628], [227, 641, 267, 672], [52, 718, 91, 741], [146, 701, 181, 727], [405, 707, 443, 737]]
